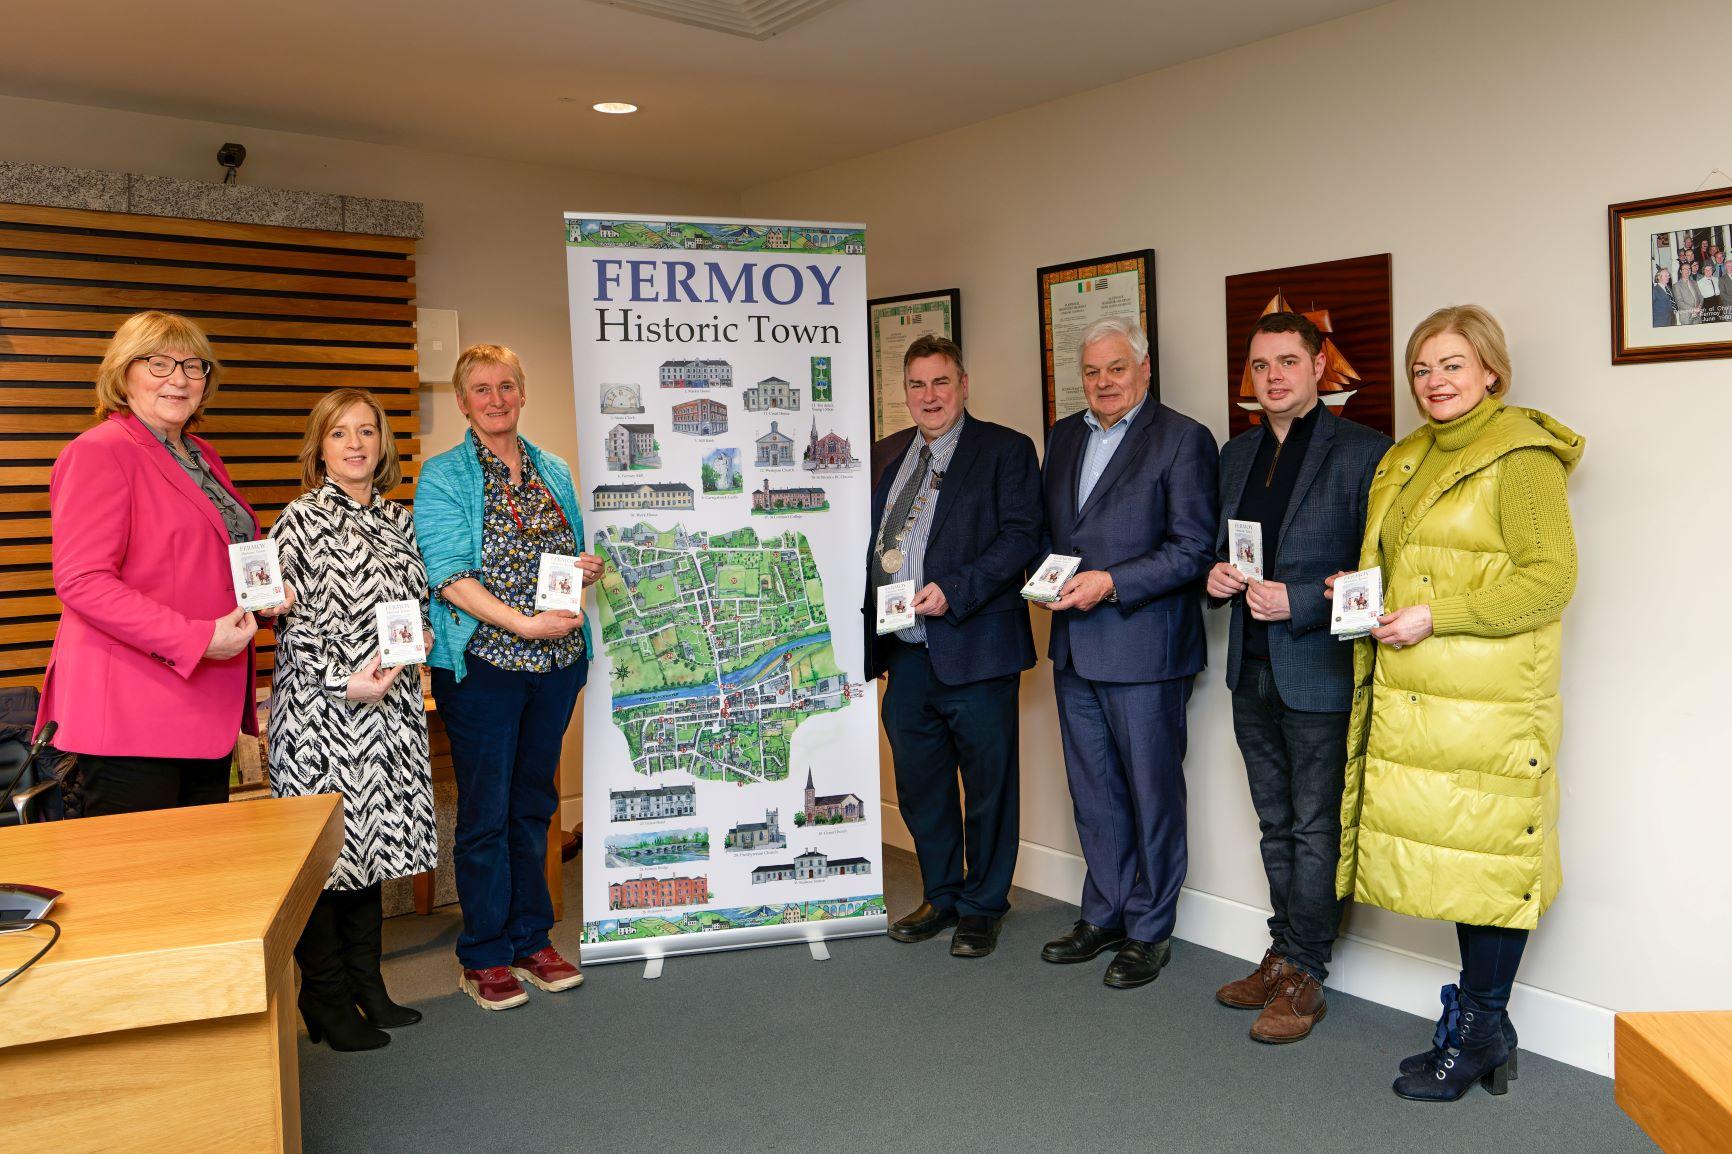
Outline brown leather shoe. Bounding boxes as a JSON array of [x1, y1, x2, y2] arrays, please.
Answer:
[[1216, 948, 1287, 1009], [1250, 965, 1327, 1044]]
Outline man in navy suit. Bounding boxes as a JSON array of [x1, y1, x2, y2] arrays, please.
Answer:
[[1034, 316, 1218, 989], [1652, 267, 1676, 328], [864, 334, 1043, 958], [1205, 311, 1391, 1043]]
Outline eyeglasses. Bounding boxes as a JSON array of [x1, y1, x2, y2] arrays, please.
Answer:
[[132, 354, 213, 381]]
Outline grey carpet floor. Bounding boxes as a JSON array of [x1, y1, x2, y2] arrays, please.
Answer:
[[300, 847, 1654, 1153]]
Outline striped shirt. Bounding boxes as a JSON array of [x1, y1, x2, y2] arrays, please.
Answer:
[[877, 414, 966, 643], [1077, 396, 1148, 510]]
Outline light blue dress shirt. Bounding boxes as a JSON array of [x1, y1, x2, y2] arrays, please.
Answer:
[[1076, 396, 1148, 510]]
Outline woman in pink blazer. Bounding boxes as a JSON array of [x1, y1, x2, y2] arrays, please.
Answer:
[[38, 311, 290, 817]]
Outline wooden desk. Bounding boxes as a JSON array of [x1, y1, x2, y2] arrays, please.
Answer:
[[0, 795, 342, 1154], [1616, 1010, 1732, 1152]]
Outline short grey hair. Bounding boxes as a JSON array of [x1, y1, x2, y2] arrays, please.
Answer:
[[1077, 316, 1150, 369]]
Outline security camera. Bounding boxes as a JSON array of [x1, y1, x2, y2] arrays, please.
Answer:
[[218, 143, 246, 185]]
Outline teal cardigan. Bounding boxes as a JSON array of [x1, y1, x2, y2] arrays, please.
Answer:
[[413, 429, 593, 682]]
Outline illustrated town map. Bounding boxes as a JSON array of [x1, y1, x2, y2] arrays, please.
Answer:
[[593, 522, 854, 783]]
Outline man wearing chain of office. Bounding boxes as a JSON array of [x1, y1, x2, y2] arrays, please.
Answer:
[[863, 333, 1043, 959]]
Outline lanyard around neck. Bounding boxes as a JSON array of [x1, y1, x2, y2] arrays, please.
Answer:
[[504, 472, 570, 537]]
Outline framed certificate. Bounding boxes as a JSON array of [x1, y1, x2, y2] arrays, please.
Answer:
[[1036, 249, 1157, 429], [868, 288, 961, 441]]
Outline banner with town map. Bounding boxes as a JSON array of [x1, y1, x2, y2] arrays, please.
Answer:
[[564, 212, 885, 963]]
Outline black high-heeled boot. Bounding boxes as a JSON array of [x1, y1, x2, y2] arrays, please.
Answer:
[[337, 883, 422, 1029], [296, 890, 391, 1052], [1392, 988, 1510, 1101], [1399, 984, 1519, 1080], [298, 988, 392, 1051]]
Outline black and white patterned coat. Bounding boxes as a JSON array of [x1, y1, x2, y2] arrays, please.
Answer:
[[267, 482, 437, 890]]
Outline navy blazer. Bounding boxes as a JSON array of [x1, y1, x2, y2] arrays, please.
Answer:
[[1041, 402, 1219, 684], [1212, 404, 1391, 712], [862, 415, 1043, 686], [1652, 283, 1676, 328]]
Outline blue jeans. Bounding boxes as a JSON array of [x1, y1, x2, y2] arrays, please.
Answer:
[[432, 655, 586, 970], [1230, 658, 1348, 980]]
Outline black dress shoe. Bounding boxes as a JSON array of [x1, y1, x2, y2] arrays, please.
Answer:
[[1103, 938, 1172, 989], [949, 915, 1001, 958], [1040, 919, 1127, 964], [887, 901, 959, 943]]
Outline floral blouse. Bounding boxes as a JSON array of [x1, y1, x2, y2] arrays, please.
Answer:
[[455, 436, 584, 672]]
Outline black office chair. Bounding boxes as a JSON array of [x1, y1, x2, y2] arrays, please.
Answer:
[[0, 687, 67, 825]]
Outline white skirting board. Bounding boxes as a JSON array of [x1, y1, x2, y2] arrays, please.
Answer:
[[880, 800, 1615, 1077]]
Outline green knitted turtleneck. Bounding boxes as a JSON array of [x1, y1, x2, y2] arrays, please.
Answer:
[[1379, 394, 1577, 637]]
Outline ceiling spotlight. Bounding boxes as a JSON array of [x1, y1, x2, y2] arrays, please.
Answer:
[[593, 102, 638, 115]]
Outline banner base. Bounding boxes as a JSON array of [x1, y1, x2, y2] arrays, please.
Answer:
[[582, 914, 886, 966]]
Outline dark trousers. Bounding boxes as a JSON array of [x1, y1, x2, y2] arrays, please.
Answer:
[[432, 655, 585, 970], [880, 640, 1020, 919], [61, 750, 232, 818], [1457, 922, 1529, 1012], [295, 883, 384, 1002], [1054, 666, 1192, 943], [1230, 658, 1349, 980]]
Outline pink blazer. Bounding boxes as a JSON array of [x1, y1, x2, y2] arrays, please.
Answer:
[[37, 413, 261, 759]]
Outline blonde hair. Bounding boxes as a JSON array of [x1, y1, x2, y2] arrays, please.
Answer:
[[94, 311, 222, 424], [297, 389, 402, 495], [451, 343, 525, 396], [1404, 305, 1513, 398]]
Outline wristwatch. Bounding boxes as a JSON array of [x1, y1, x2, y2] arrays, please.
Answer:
[[1102, 578, 1118, 605]]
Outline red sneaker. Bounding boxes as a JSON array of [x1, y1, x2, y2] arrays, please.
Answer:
[[460, 966, 529, 1011], [510, 946, 585, 992]]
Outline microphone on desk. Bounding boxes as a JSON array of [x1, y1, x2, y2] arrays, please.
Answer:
[[0, 720, 58, 814]]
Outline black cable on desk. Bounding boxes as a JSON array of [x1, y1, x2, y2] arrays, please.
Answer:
[[0, 918, 60, 990]]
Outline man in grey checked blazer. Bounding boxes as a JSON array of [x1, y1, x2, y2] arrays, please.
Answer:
[[1204, 311, 1390, 1044]]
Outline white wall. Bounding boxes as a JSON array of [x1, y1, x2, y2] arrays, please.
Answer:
[[742, 0, 1732, 1073], [0, 93, 739, 820]]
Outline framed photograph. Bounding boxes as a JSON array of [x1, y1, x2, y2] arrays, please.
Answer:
[[1224, 253, 1394, 438], [1037, 249, 1156, 430], [1609, 186, 1732, 364], [868, 288, 961, 442]]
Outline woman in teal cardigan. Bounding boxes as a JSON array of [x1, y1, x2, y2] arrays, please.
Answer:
[[413, 343, 600, 1013]]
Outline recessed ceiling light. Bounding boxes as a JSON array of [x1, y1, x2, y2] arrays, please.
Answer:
[[593, 102, 638, 115]]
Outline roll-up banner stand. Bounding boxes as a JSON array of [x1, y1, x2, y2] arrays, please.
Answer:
[[565, 214, 885, 963]]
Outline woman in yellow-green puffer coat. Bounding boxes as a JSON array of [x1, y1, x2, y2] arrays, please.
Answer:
[[1334, 305, 1583, 1103]]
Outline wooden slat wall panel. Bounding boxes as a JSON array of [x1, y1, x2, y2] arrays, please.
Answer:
[[0, 282, 415, 321], [0, 310, 412, 343], [0, 204, 418, 694]]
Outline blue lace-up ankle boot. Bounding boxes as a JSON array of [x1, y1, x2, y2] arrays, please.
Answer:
[[1392, 987, 1511, 1101], [1399, 984, 1519, 1080]]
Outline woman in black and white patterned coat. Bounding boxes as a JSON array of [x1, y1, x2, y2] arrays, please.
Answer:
[[269, 388, 436, 1053]]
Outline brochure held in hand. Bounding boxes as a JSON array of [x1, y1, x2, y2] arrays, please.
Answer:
[[375, 600, 426, 667], [1331, 568, 1384, 640], [535, 552, 585, 613], [876, 580, 916, 635], [1227, 519, 1264, 581], [228, 539, 285, 611], [1022, 554, 1082, 602]]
